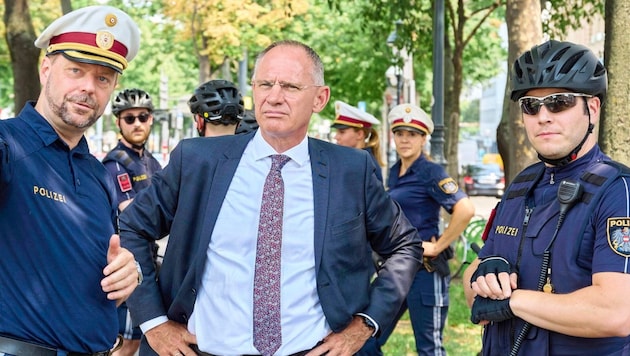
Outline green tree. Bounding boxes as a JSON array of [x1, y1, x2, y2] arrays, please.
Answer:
[[326, 0, 506, 178], [601, 0, 630, 165], [496, 0, 541, 182], [3, 0, 40, 111]]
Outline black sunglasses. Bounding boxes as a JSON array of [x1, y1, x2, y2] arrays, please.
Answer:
[[121, 112, 151, 125], [518, 93, 592, 115]]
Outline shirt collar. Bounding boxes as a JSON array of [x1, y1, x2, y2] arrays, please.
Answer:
[[251, 130, 309, 167], [20, 101, 90, 155]]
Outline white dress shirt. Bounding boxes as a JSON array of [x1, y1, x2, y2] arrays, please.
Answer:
[[188, 131, 330, 355]]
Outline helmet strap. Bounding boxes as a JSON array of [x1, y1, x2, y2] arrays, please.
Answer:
[[538, 100, 593, 167]]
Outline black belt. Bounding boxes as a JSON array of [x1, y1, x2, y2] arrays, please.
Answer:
[[0, 335, 111, 356], [191, 343, 314, 356]]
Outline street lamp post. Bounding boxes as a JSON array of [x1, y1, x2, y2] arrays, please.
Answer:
[[430, 0, 447, 167], [387, 21, 403, 105], [385, 20, 404, 172]]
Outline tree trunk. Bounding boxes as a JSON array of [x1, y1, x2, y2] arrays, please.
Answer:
[[601, 0, 630, 165], [445, 41, 463, 180], [198, 52, 211, 83], [60, 0, 72, 14], [443, 30, 457, 177], [498, 0, 541, 183], [4, 0, 40, 111]]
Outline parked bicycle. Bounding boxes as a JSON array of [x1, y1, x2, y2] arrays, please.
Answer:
[[450, 215, 487, 278]]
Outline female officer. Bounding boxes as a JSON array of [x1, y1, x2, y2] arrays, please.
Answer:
[[378, 103, 475, 355], [332, 100, 384, 182]]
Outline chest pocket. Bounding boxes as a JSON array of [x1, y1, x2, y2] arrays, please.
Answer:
[[524, 202, 559, 256]]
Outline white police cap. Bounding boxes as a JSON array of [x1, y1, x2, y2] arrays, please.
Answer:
[[34, 5, 140, 73], [332, 101, 380, 129], [388, 103, 434, 135]]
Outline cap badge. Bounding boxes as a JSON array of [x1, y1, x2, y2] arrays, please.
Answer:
[[96, 31, 114, 50], [403, 116, 412, 123], [105, 13, 118, 27], [405, 107, 412, 113]]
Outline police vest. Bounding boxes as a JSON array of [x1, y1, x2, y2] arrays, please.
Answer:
[[482, 159, 630, 355], [103, 148, 155, 192]]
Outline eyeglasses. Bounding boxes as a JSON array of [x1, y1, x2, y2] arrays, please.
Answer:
[[252, 80, 321, 95], [121, 112, 151, 125], [518, 93, 592, 115]]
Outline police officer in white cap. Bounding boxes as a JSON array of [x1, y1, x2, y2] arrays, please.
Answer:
[[374, 103, 475, 355], [332, 100, 385, 181], [0, 5, 142, 355]]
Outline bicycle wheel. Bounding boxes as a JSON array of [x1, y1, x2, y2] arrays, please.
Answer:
[[462, 217, 487, 252], [450, 217, 488, 278], [450, 234, 469, 278]]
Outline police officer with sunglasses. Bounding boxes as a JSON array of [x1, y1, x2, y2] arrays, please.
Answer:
[[463, 40, 630, 355], [103, 88, 163, 356]]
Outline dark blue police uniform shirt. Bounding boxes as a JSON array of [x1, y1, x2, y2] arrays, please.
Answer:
[[0, 103, 118, 352], [103, 141, 162, 206], [388, 154, 466, 240]]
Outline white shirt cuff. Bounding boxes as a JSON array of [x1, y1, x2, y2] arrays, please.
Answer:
[[139, 315, 169, 334], [355, 312, 379, 337]]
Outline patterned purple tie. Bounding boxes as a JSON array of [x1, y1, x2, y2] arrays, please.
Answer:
[[253, 154, 291, 356]]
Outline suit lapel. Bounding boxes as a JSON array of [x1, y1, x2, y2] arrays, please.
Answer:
[[309, 138, 330, 272]]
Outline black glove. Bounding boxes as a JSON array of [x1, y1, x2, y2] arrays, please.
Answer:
[[470, 296, 514, 324], [470, 256, 513, 285]]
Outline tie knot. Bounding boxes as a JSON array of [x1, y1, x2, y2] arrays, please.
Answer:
[[270, 154, 291, 171]]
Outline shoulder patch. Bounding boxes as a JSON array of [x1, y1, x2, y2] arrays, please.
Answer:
[[438, 177, 459, 194], [607, 218, 630, 257], [117, 173, 132, 193]]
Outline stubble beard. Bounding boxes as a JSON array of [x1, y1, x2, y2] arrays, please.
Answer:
[[46, 79, 100, 129]]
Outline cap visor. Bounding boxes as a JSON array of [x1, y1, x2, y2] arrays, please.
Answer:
[[59, 51, 123, 73], [392, 126, 426, 135]]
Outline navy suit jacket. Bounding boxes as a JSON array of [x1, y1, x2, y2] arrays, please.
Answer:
[[119, 132, 422, 353]]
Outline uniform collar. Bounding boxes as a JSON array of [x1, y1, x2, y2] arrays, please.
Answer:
[[542, 145, 604, 184], [19, 101, 90, 155]]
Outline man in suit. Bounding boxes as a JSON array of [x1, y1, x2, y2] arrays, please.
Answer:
[[119, 40, 423, 356]]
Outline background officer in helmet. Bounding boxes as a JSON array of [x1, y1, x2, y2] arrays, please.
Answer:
[[104, 88, 162, 211], [103, 88, 163, 356], [188, 79, 258, 137], [463, 40, 630, 355]]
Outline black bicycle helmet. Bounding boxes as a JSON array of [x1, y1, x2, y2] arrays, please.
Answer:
[[111, 88, 154, 116], [510, 40, 607, 101], [188, 80, 244, 125], [235, 110, 259, 134]]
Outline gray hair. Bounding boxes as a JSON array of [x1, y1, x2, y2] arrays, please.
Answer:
[[252, 40, 325, 86]]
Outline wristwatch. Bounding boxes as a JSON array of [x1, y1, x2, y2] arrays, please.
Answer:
[[135, 261, 143, 285]]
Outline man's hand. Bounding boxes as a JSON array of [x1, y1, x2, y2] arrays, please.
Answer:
[[470, 256, 518, 300], [101, 234, 138, 306], [305, 316, 372, 356], [471, 296, 514, 325], [145, 321, 197, 356]]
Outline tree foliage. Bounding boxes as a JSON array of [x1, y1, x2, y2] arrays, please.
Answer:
[[544, 0, 604, 38], [162, 0, 310, 82], [600, 0, 630, 165]]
